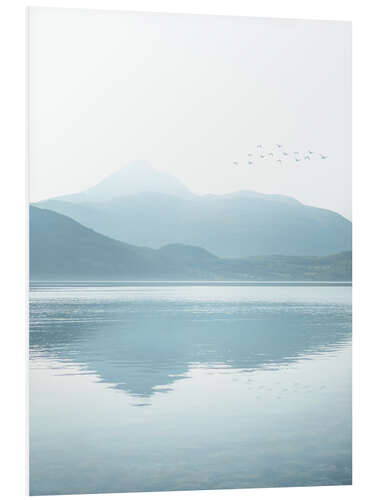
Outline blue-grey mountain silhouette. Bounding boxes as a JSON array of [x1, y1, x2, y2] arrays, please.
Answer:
[[30, 206, 351, 281], [36, 164, 352, 258], [51, 161, 192, 203]]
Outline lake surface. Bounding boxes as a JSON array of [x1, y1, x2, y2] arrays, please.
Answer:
[[29, 283, 352, 495]]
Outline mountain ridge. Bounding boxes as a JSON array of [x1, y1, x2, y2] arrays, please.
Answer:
[[35, 162, 352, 258], [29, 206, 352, 281], [36, 190, 351, 258]]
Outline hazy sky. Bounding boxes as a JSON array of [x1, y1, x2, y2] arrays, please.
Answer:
[[29, 8, 351, 219]]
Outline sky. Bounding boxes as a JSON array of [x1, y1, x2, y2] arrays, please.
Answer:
[[28, 8, 351, 219]]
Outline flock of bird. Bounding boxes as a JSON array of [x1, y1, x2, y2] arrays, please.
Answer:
[[233, 144, 328, 168]]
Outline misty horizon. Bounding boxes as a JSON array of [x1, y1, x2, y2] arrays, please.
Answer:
[[30, 160, 352, 221], [29, 9, 351, 219]]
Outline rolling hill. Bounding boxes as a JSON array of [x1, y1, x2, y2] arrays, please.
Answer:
[[29, 206, 352, 281]]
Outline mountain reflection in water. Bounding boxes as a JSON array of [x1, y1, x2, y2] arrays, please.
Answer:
[[30, 283, 351, 400]]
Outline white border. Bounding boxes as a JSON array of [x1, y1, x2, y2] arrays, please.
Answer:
[[1, 1, 374, 499]]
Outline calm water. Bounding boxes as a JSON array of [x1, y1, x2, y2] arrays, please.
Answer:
[[29, 283, 352, 495]]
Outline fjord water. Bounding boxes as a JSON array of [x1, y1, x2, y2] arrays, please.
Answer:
[[29, 283, 352, 495]]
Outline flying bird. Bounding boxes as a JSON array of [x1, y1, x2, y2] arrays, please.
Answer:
[[230, 145, 322, 170]]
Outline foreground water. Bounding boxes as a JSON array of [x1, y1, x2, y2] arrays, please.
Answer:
[[29, 283, 352, 495]]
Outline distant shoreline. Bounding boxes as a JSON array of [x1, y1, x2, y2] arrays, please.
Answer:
[[29, 280, 352, 287]]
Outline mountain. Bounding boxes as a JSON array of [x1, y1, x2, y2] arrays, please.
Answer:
[[37, 181, 352, 257], [50, 161, 192, 203], [29, 206, 352, 281], [29, 206, 164, 279]]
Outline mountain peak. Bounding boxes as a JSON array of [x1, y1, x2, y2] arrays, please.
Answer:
[[54, 161, 192, 203]]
